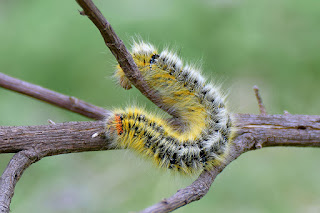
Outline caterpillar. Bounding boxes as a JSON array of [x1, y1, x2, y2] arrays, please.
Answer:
[[105, 41, 234, 175]]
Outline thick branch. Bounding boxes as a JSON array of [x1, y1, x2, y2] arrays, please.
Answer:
[[0, 114, 319, 212], [1, 114, 319, 155], [0, 121, 109, 154]]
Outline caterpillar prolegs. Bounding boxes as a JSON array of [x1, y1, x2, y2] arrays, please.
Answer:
[[105, 42, 234, 175]]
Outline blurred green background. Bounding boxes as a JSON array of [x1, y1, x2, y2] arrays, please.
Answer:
[[1, 0, 319, 212]]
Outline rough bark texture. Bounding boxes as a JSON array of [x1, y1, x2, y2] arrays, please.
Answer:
[[0, 0, 319, 212], [141, 114, 320, 212], [0, 121, 108, 154], [1, 114, 319, 155], [0, 114, 319, 212]]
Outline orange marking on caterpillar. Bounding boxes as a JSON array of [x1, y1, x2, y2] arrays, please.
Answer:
[[115, 114, 123, 135]]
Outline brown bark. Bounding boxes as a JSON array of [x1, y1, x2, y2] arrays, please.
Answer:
[[0, 0, 319, 212], [0, 113, 319, 212], [0, 73, 106, 120], [1, 114, 319, 155]]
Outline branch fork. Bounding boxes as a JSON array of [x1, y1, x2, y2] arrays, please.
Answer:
[[0, 0, 319, 213]]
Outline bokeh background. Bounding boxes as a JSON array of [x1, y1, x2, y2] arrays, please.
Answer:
[[1, 0, 319, 212]]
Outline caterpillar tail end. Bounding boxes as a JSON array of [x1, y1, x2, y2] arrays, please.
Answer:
[[104, 112, 122, 149]]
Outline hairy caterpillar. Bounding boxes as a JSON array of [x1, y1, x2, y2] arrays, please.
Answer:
[[105, 41, 234, 175]]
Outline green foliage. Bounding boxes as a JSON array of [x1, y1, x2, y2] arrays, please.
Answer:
[[0, 0, 319, 212]]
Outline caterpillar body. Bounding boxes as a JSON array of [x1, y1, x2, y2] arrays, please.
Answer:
[[105, 41, 234, 175]]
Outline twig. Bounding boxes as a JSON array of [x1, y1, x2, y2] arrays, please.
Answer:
[[253, 85, 267, 115], [0, 150, 44, 212], [0, 72, 107, 120]]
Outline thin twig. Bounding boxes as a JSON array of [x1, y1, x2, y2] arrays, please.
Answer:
[[253, 85, 267, 115], [0, 72, 107, 120], [0, 150, 44, 212]]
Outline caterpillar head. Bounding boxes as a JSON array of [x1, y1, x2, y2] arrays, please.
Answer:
[[114, 41, 158, 90]]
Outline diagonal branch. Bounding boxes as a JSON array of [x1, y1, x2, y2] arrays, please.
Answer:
[[0, 72, 107, 120], [75, 0, 178, 117], [139, 158, 235, 213]]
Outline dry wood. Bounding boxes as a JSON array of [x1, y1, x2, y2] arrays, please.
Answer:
[[1, 114, 319, 155], [0, 0, 319, 212], [253, 85, 267, 115], [0, 150, 44, 212], [75, 0, 178, 118], [0, 73, 106, 120], [141, 113, 320, 212], [0, 113, 319, 212]]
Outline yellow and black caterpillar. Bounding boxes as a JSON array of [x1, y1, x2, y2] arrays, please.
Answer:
[[105, 41, 234, 175]]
